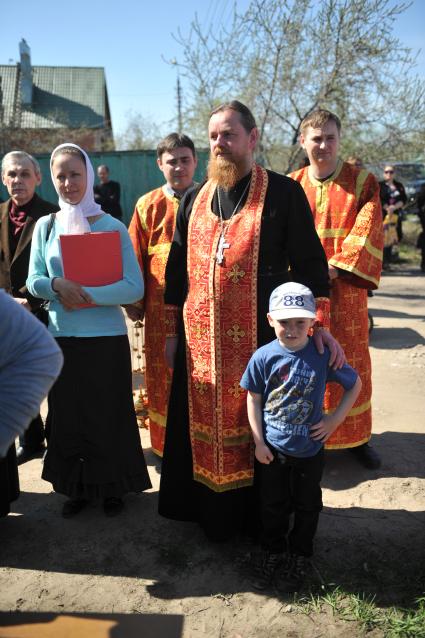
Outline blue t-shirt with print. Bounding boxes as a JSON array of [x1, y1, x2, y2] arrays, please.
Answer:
[[240, 337, 358, 458]]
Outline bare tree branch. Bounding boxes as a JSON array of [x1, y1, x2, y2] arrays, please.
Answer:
[[172, 0, 425, 170]]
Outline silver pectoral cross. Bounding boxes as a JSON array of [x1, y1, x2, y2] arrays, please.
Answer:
[[216, 234, 230, 265]]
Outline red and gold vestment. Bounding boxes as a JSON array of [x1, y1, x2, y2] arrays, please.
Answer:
[[182, 164, 267, 490], [128, 186, 179, 456], [290, 160, 383, 448]]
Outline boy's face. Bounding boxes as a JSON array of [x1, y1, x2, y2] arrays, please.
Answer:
[[267, 314, 315, 351]]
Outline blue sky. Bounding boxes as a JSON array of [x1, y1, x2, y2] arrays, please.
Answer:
[[1, 0, 424, 138]]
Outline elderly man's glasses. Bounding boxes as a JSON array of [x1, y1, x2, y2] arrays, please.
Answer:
[[384, 170, 394, 174]]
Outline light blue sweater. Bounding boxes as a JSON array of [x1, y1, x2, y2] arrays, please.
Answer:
[[26, 214, 144, 337]]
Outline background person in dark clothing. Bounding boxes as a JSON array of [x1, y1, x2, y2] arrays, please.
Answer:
[[0, 150, 59, 464], [379, 165, 407, 265], [94, 165, 123, 219], [417, 184, 425, 272]]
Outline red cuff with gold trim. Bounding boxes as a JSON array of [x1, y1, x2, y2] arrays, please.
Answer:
[[315, 297, 330, 330]]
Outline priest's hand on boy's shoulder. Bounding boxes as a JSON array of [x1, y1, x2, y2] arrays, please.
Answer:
[[313, 326, 346, 370]]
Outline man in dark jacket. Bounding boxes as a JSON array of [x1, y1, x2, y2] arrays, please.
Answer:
[[417, 184, 425, 272], [1, 151, 59, 463], [94, 165, 123, 219]]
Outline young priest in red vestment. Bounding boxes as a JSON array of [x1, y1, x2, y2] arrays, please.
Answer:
[[290, 109, 383, 469], [125, 134, 197, 456]]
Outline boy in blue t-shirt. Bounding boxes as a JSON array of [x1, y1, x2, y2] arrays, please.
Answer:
[[240, 282, 361, 592]]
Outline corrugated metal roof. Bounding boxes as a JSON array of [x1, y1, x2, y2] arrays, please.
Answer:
[[0, 65, 107, 129], [0, 66, 20, 126]]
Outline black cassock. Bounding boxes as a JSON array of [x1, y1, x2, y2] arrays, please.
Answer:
[[159, 169, 329, 541]]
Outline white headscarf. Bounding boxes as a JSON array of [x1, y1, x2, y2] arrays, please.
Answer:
[[50, 142, 104, 235]]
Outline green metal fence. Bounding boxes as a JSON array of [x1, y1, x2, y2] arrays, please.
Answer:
[[1, 149, 209, 226]]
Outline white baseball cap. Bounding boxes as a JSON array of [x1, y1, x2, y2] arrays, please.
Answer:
[[269, 282, 316, 320]]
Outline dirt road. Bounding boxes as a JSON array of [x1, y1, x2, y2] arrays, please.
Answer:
[[0, 265, 424, 637]]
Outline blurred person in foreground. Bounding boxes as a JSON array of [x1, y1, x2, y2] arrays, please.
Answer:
[[0, 289, 63, 516], [125, 133, 197, 456], [158, 100, 344, 542], [290, 109, 383, 469], [1, 150, 59, 463]]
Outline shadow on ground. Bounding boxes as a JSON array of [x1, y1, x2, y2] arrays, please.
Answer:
[[322, 431, 425, 487], [369, 326, 425, 349], [1, 429, 423, 610], [380, 268, 424, 279]]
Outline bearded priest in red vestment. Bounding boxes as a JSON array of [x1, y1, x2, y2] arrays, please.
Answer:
[[159, 101, 345, 541]]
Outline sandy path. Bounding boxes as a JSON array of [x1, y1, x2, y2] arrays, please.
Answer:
[[0, 265, 424, 637]]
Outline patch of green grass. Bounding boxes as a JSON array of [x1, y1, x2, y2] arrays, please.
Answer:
[[402, 216, 421, 245], [397, 216, 422, 265], [398, 242, 420, 264], [319, 585, 345, 613], [295, 588, 425, 637], [393, 215, 421, 266], [385, 596, 425, 638], [296, 591, 323, 615], [339, 591, 383, 632]]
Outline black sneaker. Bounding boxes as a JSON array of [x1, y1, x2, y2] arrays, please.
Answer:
[[275, 554, 310, 593], [16, 444, 46, 465], [250, 551, 286, 590]]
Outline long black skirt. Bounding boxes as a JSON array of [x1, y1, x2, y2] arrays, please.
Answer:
[[0, 445, 19, 517], [42, 335, 151, 499], [158, 331, 256, 542]]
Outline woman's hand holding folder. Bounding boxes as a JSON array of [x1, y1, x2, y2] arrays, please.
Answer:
[[52, 277, 93, 311]]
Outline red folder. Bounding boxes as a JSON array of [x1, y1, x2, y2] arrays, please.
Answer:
[[60, 231, 122, 307]]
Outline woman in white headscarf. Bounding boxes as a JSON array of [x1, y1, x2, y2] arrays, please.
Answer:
[[27, 143, 151, 518]]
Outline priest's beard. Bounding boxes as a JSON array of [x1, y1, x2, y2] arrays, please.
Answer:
[[207, 153, 240, 190]]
